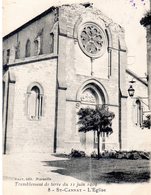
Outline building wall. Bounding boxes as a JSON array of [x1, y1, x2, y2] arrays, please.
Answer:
[[126, 72, 151, 151], [3, 9, 56, 64], [56, 4, 127, 153], [4, 57, 57, 153], [5, 4, 148, 154]]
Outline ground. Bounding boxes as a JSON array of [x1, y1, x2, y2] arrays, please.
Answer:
[[43, 155, 150, 184], [3, 153, 150, 184], [3, 153, 151, 195]]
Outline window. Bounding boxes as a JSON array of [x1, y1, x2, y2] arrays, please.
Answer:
[[78, 23, 107, 58], [34, 39, 40, 55], [15, 42, 20, 59], [6, 49, 10, 64], [27, 83, 43, 120], [34, 29, 43, 55], [3, 81, 5, 113], [50, 33, 54, 53], [136, 99, 143, 126], [3, 50, 5, 64], [34, 34, 43, 55], [25, 39, 31, 57]]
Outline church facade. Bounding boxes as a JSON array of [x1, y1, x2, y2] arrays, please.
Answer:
[[3, 3, 151, 154]]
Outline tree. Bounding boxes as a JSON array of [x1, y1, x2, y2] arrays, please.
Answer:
[[77, 105, 115, 159], [142, 114, 151, 129], [140, 10, 151, 27]]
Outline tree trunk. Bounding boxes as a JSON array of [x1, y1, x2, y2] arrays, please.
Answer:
[[97, 131, 100, 159], [102, 132, 105, 151]]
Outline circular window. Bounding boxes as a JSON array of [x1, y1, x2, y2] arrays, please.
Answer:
[[78, 23, 106, 58]]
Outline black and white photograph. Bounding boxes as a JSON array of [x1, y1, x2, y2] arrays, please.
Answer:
[[2, 0, 151, 194]]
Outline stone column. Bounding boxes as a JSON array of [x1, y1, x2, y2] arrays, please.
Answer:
[[3, 70, 16, 154]]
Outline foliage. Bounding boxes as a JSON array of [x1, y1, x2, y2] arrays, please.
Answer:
[[90, 150, 150, 160], [77, 105, 115, 135], [142, 114, 151, 129], [77, 105, 115, 158], [140, 11, 151, 27], [70, 149, 85, 158], [68, 149, 150, 160]]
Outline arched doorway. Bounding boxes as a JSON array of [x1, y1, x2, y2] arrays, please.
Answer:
[[76, 80, 108, 154]]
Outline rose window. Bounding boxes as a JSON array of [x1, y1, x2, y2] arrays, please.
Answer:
[[78, 23, 106, 58]]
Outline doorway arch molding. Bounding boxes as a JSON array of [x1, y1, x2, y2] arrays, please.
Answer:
[[76, 79, 109, 105]]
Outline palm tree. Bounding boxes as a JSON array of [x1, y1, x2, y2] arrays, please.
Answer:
[[77, 105, 115, 159]]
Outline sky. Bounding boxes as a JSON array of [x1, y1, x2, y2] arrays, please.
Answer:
[[2, 0, 150, 76]]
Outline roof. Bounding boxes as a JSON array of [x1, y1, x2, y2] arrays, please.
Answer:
[[3, 3, 93, 40], [3, 6, 57, 40], [126, 68, 148, 86]]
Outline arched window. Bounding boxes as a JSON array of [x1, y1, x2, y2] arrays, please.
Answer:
[[34, 40, 39, 55], [50, 32, 54, 53], [136, 99, 143, 126], [27, 83, 43, 120], [34, 36, 42, 55], [25, 39, 31, 57], [3, 50, 5, 64], [3, 81, 5, 113], [34, 29, 43, 55], [15, 42, 20, 59], [6, 49, 10, 64]]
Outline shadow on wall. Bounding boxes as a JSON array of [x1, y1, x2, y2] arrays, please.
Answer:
[[42, 155, 150, 184]]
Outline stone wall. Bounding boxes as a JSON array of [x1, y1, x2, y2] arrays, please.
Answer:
[[3, 9, 56, 64], [56, 4, 127, 153], [126, 72, 151, 151], [5, 57, 57, 153], [3, 3, 130, 154]]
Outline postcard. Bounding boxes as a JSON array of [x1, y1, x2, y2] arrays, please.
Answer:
[[2, 0, 151, 194]]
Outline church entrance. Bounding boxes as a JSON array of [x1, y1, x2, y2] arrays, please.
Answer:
[[77, 81, 107, 154]]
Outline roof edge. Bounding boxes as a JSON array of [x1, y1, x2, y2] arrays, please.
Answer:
[[3, 3, 94, 40], [3, 6, 57, 40], [126, 68, 148, 86]]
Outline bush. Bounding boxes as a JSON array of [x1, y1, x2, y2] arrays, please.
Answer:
[[90, 150, 150, 160], [91, 151, 98, 158], [69, 149, 150, 160], [70, 149, 86, 158], [140, 11, 151, 27]]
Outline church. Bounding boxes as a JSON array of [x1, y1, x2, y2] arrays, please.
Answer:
[[2, 3, 151, 154]]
